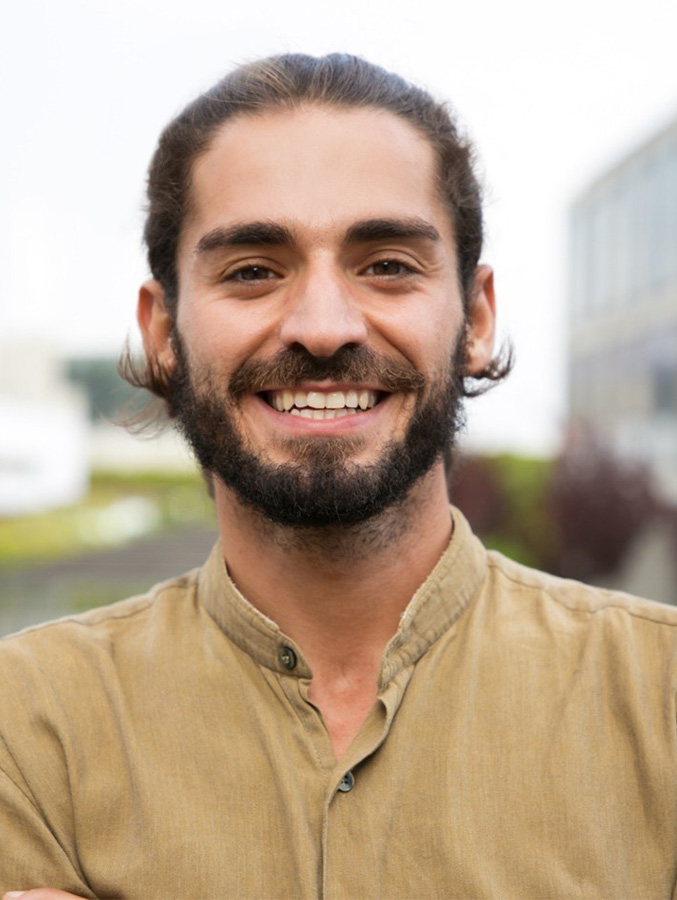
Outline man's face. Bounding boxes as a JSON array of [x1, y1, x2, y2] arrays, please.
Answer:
[[142, 105, 493, 527]]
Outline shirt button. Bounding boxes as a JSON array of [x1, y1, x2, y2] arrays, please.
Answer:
[[338, 771, 355, 793], [278, 645, 297, 670]]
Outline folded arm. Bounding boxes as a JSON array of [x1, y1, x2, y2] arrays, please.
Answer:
[[0, 768, 94, 900]]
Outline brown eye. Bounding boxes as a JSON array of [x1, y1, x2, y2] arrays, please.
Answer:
[[366, 260, 412, 277], [229, 265, 276, 282]]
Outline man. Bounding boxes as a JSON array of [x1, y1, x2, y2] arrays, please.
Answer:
[[2, 54, 677, 900]]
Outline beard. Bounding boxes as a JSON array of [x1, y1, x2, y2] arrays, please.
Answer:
[[167, 332, 467, 529]]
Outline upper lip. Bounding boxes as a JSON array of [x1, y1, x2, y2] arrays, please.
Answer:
[[258, 382, 388, 393]]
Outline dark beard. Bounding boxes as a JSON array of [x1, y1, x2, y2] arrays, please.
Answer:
[[167, 334, 467, 529]]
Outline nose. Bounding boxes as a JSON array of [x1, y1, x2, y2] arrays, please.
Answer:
[[278, 265, 369, 358]]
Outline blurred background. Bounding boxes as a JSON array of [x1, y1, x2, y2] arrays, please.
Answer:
[[2, 0, 677, 635]]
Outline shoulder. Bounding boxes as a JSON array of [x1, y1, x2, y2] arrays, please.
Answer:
[[485, 549, 677, 628], [0, 566, 207, 782], [463, 551, 677, 707], [0, 566, 202, 693]]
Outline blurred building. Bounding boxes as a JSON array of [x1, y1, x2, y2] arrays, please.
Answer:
[[64, 356, 194, 473], [0, 340, 89, 515], [0, 349, 194, 518], [568, 113, 677, 500]]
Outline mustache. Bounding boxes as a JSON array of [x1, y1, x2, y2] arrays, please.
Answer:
[[228, 346, 426, 399]]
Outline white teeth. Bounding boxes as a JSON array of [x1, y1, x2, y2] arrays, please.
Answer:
[[268, 388, 379, 414], [325, 391, 346, 409], [298, 408, 332, 420], [345, 390, 358, 408], [306, 391, 326, 410]]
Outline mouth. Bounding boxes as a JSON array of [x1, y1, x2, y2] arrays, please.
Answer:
[[261, 388, 384, 420]]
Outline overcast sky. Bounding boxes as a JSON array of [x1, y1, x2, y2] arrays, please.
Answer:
[[2, 0, 676, 454]]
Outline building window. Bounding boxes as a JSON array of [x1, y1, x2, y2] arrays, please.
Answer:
[[653, 364, 677, 413]]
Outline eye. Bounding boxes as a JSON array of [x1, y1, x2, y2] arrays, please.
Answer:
[[364, 259, 414, 277], [226, 264, 279, 283]]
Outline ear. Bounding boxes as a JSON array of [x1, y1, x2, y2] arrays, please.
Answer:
[[464, 265, 496, 375], [137, 279, 176, 372]]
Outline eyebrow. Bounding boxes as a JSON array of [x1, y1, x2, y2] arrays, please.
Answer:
[[194, 216, 441, 256], [345, 217, 441, 244], [195, 222, 295, 254]]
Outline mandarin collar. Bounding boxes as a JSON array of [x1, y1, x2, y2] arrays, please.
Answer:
[[198, 506, 487, 686]]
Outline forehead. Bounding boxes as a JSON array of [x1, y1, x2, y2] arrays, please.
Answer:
[[182, 105, 452, 250]]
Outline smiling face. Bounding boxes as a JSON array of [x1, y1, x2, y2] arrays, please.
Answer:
[[139, 104, 495, 527]]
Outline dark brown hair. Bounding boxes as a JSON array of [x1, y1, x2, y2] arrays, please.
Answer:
[[120, 53, 512, 420]]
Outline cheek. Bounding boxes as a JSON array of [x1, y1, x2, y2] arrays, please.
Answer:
[[368, 294, 465, 370], [176, 300, 271, 370], [390, 321, 463, 380], [427, 304, 468, 364]]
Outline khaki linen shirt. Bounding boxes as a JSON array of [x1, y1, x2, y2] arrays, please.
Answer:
[[1, 509, 677, 899]]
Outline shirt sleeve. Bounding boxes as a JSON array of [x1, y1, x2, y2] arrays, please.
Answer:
[[0, 630, 97, 898], [0, 764, 96, 897]]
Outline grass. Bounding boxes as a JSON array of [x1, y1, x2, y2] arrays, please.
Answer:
[[0, 471, 216, 569], [1, 455, 556, 571], [468, 453, 556, 569]]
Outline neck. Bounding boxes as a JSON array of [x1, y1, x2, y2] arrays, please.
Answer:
[[213, 464, 452, 760], [214, 464, 452, 658]]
